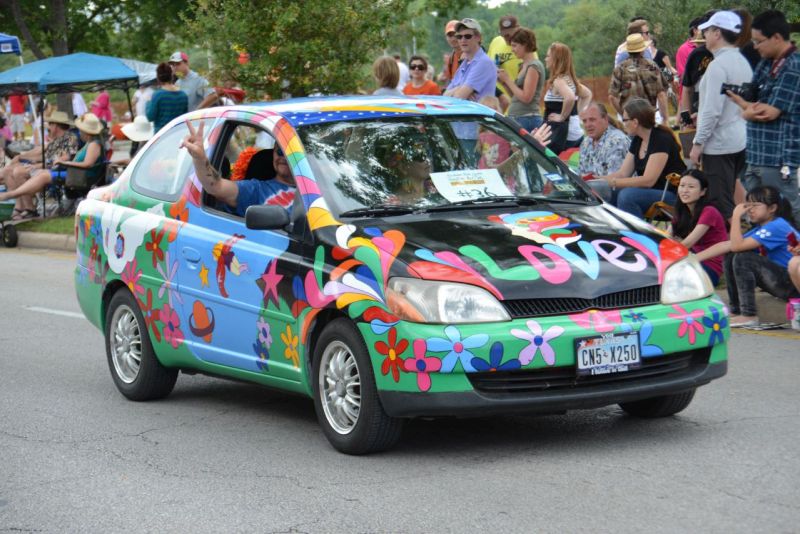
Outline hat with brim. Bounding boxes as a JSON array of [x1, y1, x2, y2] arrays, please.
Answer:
[[120, 115, 154, 142], [456, 18, 482, 34], [45, 110, 72, 128], [626, 33, 648, 53], [445, 20, 459, 35], [75, 112, 103, 135], [698, 11, 742, 34]]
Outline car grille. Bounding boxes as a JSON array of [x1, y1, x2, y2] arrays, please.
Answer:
[[467, 348, 710, 395], [502, 285, 661, 318]]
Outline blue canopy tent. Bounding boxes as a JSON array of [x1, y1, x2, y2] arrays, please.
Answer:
[[0, 52, 139, 217], [0, 33, 22, 56]]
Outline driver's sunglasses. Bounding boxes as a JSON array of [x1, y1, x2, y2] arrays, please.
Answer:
[[456, 33, 474, 40], [409, 64, 426, 71]]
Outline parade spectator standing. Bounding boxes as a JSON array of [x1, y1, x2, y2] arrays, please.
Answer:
[[394, 55, 410, 91], [543, 42, 591, 154], [72, 92, 88, 118], [487, 15, 523, 112], [437, 20, 462, 87], [169, 51, 214, 112], [610, 34, 669, 127], [689, 11, 752, 221], [679, 11, 716, 127], [444, 18, 497, 102], [725, 186, 800, 326], [497, 27, 545, 132], [676, 17, 703, 81], [372, 56, 403, 96], [147, 63, 189, 133], [8, 93, 26, 141], [578, 102, 630, 177], [728, 10, 800, 222], [133, 85, 154, 118], [90, 91, 113, 124], [592, 98, 686, 217], [403, 56, 441, 96], [614, 18, 655, 66]]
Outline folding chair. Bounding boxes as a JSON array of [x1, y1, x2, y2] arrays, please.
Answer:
[[644, 172, 682, 226]]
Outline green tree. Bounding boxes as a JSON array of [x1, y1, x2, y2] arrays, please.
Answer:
[[187, 0, 416, 98]]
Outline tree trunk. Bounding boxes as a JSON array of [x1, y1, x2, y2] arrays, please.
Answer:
[[6, 0, 46, 59]]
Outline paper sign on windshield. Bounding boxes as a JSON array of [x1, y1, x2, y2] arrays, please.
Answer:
[[429, 169, 512, 202]]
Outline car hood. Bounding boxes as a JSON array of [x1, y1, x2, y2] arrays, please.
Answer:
[[341, 204, 688, 302]]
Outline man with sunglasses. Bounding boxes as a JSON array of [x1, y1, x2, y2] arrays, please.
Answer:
[[182, 121, 296, 217], [437, 20, 462, 86], [444, 18, 497, 103]]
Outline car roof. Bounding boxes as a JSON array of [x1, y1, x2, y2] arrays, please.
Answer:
[[193, 95, 495, 129]]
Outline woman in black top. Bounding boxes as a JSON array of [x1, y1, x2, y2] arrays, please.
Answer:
[[595, 98, 686, 218]]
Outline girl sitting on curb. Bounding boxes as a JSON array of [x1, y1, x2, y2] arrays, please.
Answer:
[[725, 186, 800, 327], [671, 169, 729, 286]]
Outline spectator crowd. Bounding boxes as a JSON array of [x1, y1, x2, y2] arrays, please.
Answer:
[[1, 9, 799, 325]]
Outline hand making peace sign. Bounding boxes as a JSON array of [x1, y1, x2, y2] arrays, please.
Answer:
[[180, 120, 206, 160]]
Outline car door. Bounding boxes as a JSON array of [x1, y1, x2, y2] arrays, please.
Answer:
[[174, 116, 307, 384]]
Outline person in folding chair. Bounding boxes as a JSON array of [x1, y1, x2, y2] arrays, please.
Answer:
[[0, 113, 104, 208], [589, 98, 686, 219]]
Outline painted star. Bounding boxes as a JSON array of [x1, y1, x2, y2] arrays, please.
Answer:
[[199, 263, 209, 288], [258, 259, 283, 306]]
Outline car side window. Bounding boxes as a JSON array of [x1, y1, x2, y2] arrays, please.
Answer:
[[131, 119, 211, 200], [205, 122, 279, 214]]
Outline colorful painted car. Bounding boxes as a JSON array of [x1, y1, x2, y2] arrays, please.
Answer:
[[75, 96, 728, 454]]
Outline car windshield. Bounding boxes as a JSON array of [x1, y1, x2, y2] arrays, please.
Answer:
[[297, 116, 594, 217]]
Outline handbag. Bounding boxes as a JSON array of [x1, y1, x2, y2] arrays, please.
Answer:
[[65, 166, 92, 189]]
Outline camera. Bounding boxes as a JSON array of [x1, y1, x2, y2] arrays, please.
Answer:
[[721, 82, 758, 101]]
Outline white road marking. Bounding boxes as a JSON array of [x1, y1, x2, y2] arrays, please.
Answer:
[[24, 306, 86, 320]]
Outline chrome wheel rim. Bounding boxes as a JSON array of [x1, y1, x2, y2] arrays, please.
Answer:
[[109, 304, 142, 384], [319, 340, 361, 435]]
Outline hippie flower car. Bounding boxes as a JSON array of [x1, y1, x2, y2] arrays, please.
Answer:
[[74, 97, 728, 454]]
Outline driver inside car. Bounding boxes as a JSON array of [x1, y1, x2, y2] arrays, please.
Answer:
[[181, 121, 296, 216]]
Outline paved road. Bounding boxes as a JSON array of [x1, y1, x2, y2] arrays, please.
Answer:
[[1, 247, 799, 533]]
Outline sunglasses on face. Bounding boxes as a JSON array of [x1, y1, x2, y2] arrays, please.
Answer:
[[446, 32, 456, 38], [456, 33, 474, 40], [409, 64, 426, 71]]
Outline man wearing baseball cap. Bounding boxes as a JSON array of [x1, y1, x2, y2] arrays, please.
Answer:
[[487, 15, 524, 112], [689, 10, 752, 221], [437, 20, 462, 86], [168, 51, 214, 111], [444, 18, 497, 103]]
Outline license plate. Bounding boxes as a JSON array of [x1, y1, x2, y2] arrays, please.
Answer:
[[575, 331, 641, 376]]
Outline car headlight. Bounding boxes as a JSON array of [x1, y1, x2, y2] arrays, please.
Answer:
[[387, 278, 511, 324], [660, 255, 714, 305]]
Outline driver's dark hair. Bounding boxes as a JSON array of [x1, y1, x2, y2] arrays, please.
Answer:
[[752, 9, 790, 40], [672, 169, 710, 239]]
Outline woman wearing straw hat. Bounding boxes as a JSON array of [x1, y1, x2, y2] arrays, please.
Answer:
[[0, 113, 104, 206]]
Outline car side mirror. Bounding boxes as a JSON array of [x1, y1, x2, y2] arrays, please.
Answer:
[[245, 204, 290, 230]]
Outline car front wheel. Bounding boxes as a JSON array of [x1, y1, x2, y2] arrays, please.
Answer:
[[105, 289, 178, 401], [619, 389, 696, 418], [312, 318, 404, 454]]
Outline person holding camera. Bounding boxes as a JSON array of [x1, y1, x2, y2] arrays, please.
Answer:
[[728, 9, 800, 223], [689, 10, 752, 222]]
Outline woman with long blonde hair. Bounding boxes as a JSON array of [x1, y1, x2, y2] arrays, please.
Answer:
[[543, 42, 592, 153]]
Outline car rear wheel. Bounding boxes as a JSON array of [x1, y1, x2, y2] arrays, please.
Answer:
[[312, 318, 404, 454], [619, 389, 696, 418], [105, 289, 177, 401]]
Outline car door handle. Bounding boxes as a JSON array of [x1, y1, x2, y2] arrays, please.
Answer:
[[182, 247, 201, 264]]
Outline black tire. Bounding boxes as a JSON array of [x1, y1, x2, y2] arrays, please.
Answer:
[[312, 318, 404, 454], [2, 225, 18, 248], [619, 389, 696, 418], [105, 289, 178, 401]]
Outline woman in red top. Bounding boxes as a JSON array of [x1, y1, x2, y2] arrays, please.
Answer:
[[403, 56, 441, 96]]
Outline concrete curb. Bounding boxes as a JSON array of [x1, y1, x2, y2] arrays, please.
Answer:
[[17, 231, 76, 252]]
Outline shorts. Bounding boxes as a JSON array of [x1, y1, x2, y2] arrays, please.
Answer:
[[10, 114, 25, 134]]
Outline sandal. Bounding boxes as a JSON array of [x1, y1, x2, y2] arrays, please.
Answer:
[[11, 208, 38, 221]]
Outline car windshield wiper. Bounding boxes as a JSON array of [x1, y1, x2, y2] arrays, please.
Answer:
[[339, 204, 416, 218], [530, 195, 594, 205], [421, 196, 539, 212]]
